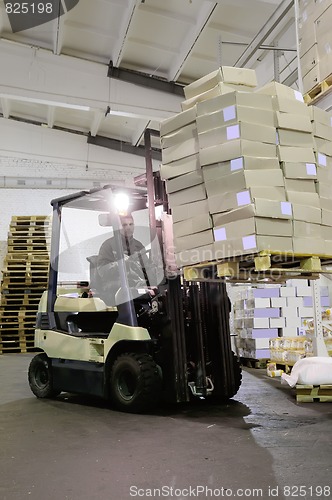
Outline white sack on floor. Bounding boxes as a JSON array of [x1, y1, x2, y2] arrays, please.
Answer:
[[281, 357, 332, 387]]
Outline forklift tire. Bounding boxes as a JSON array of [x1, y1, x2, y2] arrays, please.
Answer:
[[28, 353, 60, 399], [210, 352, 242, 402], [110, 352, 161, 413]]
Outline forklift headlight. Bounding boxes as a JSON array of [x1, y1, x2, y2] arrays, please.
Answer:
[[113, 193, 130, 215]]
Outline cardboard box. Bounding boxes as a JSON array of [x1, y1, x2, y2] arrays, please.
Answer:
[[200, 140, 277, 166], [277, 129, 314, 147], [281, 306, 298, 317], [244, 318, 270, 328], [317, 29, 332, 60], [313, 137, 332, 156], [300, 43, 319, 77], [213, 217, 292, 242], [293, 237, 326, 254], [214, 235, 293, 256], [321, 223, 332, 239], [161, 122, 198, 149], [184, 67, 258, 100], [315, 181, 332, 198], [202, 157, 280, 181], [285, 317, 302, 328], [160, 107, 196, 136], [181, 83, 254, 112], [275, 112, 312, 132], [173, 213, 212, 238], [171, 199, 209, 223], [324, 240, 332, 255], [280, 287, 296, 297], [316, 151, 332, 168], [246, 297, 271, 308], [270, 317, 286, 328], [319, 51, 332, 82], [282, 162, 317, 179], [317, 166, 332, 183], [198, 122, 277, 149], [321, 208, 332, 226], [287, 296, 305, 308], [174, 229, 214, 253], [313, 121, 332, 141], [197, 92, 273, 116], [319, 196, 332, 212], [162, 137, 199, 164], [160, 154, 200, 180], [292, 204, 321, 223], [175, 243, 215, 268], [277, 146, 316, 163], [166, 170, 204, 194], [298, 306, 314, 317], [271, 297, 287, 308], [253, 287, 280, 299], [303, 64, 320, 94], [293, 220, 322, 238], [286, 191, 320, 207], [315, 4, 332, 39], [208, 191, 292, 216], [272, 96, 310, 115], [310, 105, 332, 126], [196, 106, 275, 132], [296, 286, 313, 297], [284, 178, 316, 193], [204, 169, 284, 198], [167, 183, 206, 208], [256, 81, 304, 103]]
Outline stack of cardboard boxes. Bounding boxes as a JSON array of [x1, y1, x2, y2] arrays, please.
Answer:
[[233, 281, 331, 360], [160, 67, 332, 269], [298, 0, 332, 93]]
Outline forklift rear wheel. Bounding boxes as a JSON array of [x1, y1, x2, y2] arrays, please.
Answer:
[[110, 352, 161, 413], [28, 353, 60, 399]]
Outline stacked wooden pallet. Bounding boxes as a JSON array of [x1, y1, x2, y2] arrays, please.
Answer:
[[0, 216, 51, 354]]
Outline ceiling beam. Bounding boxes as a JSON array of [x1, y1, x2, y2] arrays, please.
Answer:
[[88, 134, 161, 161], [168, 1, 218, 82], [235, 0, 295, 68], [108, 63, 184, 96], [112, 0, 140, 67], [1, 97, 10, 118], [53, 0, 66, 55], [131, 120, 151, 147], [90, 110, 105, 137], [47, 106, 56, 128]]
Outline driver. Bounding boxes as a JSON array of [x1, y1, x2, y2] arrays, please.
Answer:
[[97, 214, 150, 305]]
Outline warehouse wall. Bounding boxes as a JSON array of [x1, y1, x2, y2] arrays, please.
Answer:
[[0, 118, 160, 280]]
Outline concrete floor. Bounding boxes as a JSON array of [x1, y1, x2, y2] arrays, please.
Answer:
[[0, 354, 331, 500]]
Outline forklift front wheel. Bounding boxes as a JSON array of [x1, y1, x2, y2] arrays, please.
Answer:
[[109, 352, 161, 413], [28, 353, 60, 399]]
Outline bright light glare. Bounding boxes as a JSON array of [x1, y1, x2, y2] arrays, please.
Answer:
[[155, 205, 164, 221], [113, 193, 130, 215]]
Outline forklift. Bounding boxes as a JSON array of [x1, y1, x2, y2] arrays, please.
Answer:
[[28, 130, 242, 413]]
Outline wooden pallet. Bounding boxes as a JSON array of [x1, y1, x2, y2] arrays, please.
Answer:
[[296, 384, 332, 402], [183, 253, 332, 283], [240, 357, 270, 369], [304, 73, 332, 105], [4, 253, 49, 262]]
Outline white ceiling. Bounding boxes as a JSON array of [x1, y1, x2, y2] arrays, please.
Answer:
[[0, 0, 297, 152]]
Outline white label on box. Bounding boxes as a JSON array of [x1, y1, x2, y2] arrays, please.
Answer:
[[231, 157, 244, 171], [214, 227, 227, 241], [243, 235, 256, 250], [318, 153, 327, 167], [294, 90, 304, 103], [227, 124, 240, 140], [306, 163, 316, 175], [281, 201, 292, 215], [237, 190, 251, 206], [276, 132, 279, 145], [223, 105, 236, 122]]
